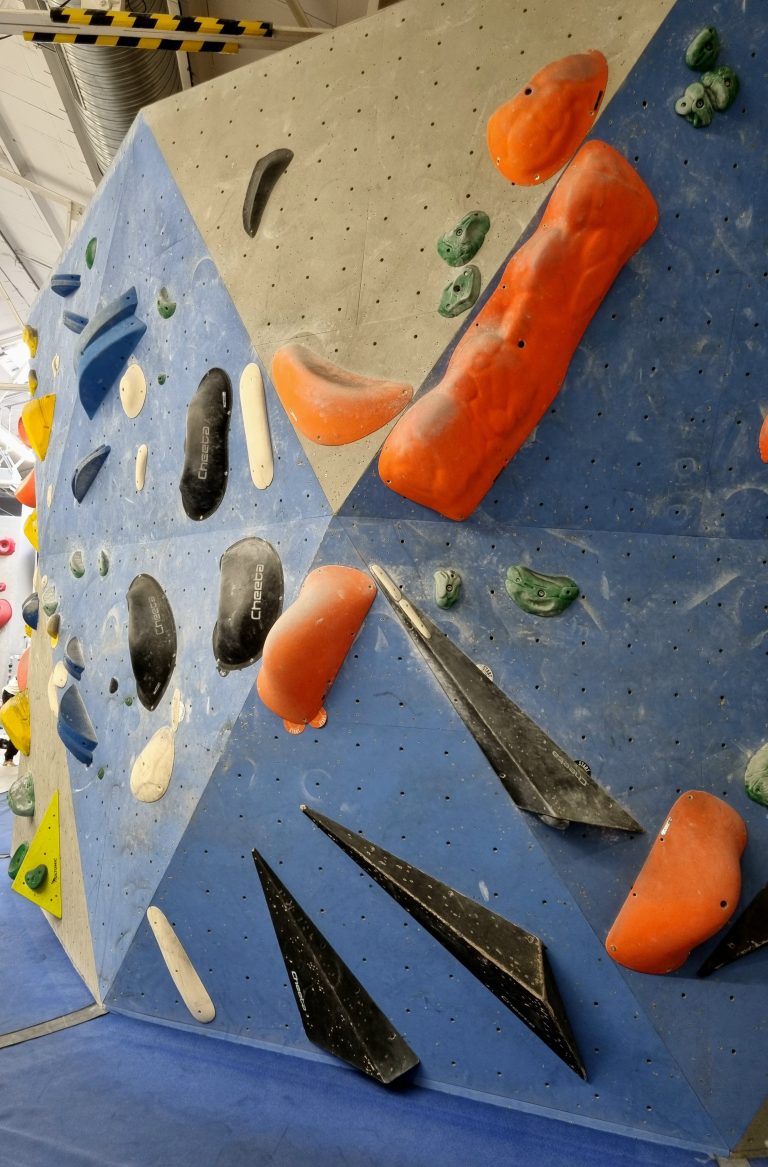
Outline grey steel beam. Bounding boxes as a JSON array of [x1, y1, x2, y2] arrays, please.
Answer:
[[0, 109, 68, 246]]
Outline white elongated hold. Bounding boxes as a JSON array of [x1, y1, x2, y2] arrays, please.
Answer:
[[120, 363, 147, 418], [146, 906, 215, 1023], [51, 353, 60, 376], [48, 660, 68, 715], [239, 362, 273, 489], [46, 483, 53, 508], [135, 443, 148, 491], [130, 725, 175, 803]]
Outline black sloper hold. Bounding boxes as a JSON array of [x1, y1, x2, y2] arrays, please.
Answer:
[[212, 537, 284, 675], [180, 368, 232, 521], [127, 574, 177, 711], [242, 148, 293, 238]]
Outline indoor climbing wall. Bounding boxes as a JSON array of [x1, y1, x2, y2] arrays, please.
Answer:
[[16, 0, 767, 1157]]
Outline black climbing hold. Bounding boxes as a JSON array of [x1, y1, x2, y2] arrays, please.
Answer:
[[24, 863, 48, 890], [72, 444, 111, 503], [179, 368, 232, 521], [697, 881, 768, 977], [64, 636, 85, 681], [51, 273, 81, 298], [63, 311, 88, 334], [58, 685, 98, 766], [109, 677, 118, 694], [22, 592, 39, 631], [252, 848, 419, 1084], [212, 537, 283, 674], [303, 806, 585, 1079], [242, 148, 294, 238], [127, 574, 177, 711]]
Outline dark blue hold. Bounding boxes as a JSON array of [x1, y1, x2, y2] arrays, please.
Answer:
[[21, 592, 39, 631], [72, 444, 111, 503], [63, 312, 88, 335], [77, 316, 147, 420], [63, 637, 85, 681], [51, 273, 81, 298], [57, 685, 98, 767], [78, 287, 138, 357]]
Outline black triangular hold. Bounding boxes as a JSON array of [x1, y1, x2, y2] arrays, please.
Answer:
[[302, 806, 586, 1079], [697, 881, 768, 977], [251, 848, 419, 1085], [370, 565, 641, 833]]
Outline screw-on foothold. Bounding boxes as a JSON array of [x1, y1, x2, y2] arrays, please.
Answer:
[[685, 26, 720, 71], [437, 211, 491, 267], [24, 863, 47, 890], [438, 266, 481, 319], [85, 237, 97, 269], [157, 288, 176, 319]]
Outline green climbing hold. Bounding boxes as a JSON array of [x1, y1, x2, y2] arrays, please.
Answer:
[[505, 565, 580, 617], [438, 266, 481, 319], [124, 696, 134, 706], [41, 581, 59, 617], [8, 772, 35, 817], [434, 567, 462, 609], [701, 66, 739, 111], [70, 549, 85, 579], [24, 863, 47, 890], [8, 842, 28, 879], [157, 288, 176, 319], [675, 81, 714, 127], [85, 237, 97, 269], [685, 26, 720, 71], [745, 742, 768, 807], [437, 211, 490, 267], [97, 766, 105, 780], [98, 549, 109, 577], [157, 374, 167, 385], [676, 66, 739, 127]]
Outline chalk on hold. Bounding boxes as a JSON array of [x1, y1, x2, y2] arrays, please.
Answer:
[[487, 50, 608, 185], [72, 444, 111, 503], [63, 312, 88, 335], [77, 288, 146, 419], [744, 741, 768, 807], [242, 147, 293, 237], [8, 772, 35, 817], [437, 212, 490, 267], [212, 537, 283, 675], [438, 266, 481, 318], [8, 843, 28, 880], [69, 550, 85, 579], [23, 510, 38, 552], [64, 636, 85, 681], [179, 368, 232, 520], [156, 288, 176, 319], [41, 581, 58, 617], [21, 395, 56, 461], [605, 791, 747, 974], [127, 574, 177, 711], [57, 684, 98, 766], [51, 272, 81, 298], [0, 537, 15, 556], [120, 363, 147, 418], [379, 141, 659, 520], [22, 592, 39, 629], [239, 363, 273, 489], [505, 565, 579, 616], [146, 907, 215, 1023], [135, 444, 148, 491], [98, 549, 109, 577], [1, 690, 31, 755], [15, 468, 36, 509], [257, 565, 375, 730], [130, 725, 175, 803], [434, 568, 462, 609], [271, 343, 413, 446], [22, 325, 37, 358], [85, 237, 97, 268]]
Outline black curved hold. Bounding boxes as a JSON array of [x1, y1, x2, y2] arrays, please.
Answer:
[[127, 574, 177, 711], [21, 592, 39, 631], [242, 148, 293, 238], [72, 444, 111, 503], [303, 806, 585, 1079], [58, 685, 98, 766], [212, 538, 284, 675], [180, 368, 232, 521], [252, 848, 419, 1085], [697, 882, 768, 977]]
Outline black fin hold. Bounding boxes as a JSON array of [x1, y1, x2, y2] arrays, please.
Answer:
[[58, 685, 98, 766], [251, 848, 419, 1085], [21, 592, 39, 631], [127, 574, 177, 711], [370, 566, 641, 833], [72, 444, 111, 503], [697, 882, 768, 977], [179, 368, 232, 521], [212, 537, 284, 674], [242, 148, 294, 238], [302, 806, 586, 1079]]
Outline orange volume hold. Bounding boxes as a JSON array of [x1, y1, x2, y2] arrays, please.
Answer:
[[257, 565, 376, 731], [15, 468, 36, 509], [378, 140, 658, 521], [487, 50, 608, 186], [605, 791, 747, 975], [271, 343, 413, 446]]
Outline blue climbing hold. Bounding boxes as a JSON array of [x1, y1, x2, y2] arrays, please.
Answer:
[[78, 288, 138, 355], [51, 273, 81, 298], [78, 317, 147, 420], [57, 685, 98, 766], [63, 636, 85, 681], [72, 444, 111, 503], [21, 592, 39, 631], [63, 312, 89, 335]]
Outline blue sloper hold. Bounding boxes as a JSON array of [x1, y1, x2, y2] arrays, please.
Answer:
[[77, 316, 147, 419], [51, 273, 81, 298], [72, 444, 111, 503], [21, 592, 39, 630], [63, 312, 88, 334], [58, 685, 98, 766], [78, 287, 138, 356], [63, 636, 85, 681]]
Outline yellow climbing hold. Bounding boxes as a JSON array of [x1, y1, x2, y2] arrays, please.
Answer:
[[21, 394, 56, 461], [22, 324, 38, 358], [23, 509, 38, 551], [0, 689, 31, 755], [28, 370, 38, 396], [11, 791, 62, 918]]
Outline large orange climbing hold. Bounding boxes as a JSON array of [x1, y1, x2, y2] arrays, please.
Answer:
[[605, 791, 747, 975], [759, 413, 768, 463], [15, 468, 36, 509], [271, 343, 413, 446], [379, 140, 658, 521], [257, 565, 376, 729], [487, 51, 608, 186]]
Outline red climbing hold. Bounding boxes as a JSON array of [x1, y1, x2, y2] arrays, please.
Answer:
[[0, 538, 15, 557], [0, 599, 11, 628], [759, 413, 768, 463]]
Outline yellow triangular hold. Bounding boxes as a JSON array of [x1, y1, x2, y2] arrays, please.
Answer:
[[23, 509, 38, 551], [22, 324, 38, 358], [21, 394, 56, 462], [11, 790, 62, 917], [28, 370, 38, 396], [0, 689, 31, 755]]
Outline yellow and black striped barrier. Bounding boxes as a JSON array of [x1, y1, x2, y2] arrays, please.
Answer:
[[48, 7, 272, 36], [24, 30, 239, 51]]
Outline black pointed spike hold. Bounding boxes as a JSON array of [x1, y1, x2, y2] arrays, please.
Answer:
[[370, 567, 641, 833], [179, 368, 232, 521], [303, 806, 585, 1079], [251, 848, 419, 1085], [697, 882, 768, 977], [242, 148, 294, 238], [127, 574, 177, 711], [212, 538, 284, 675]]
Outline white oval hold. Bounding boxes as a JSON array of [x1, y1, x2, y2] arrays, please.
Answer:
[[51, 353, 60, 376], [135, 443, 148, 491], [130, 725, 175, 803], [239, 363, 273, 489], [46, 483, 53, 508], [120, 363, 147, 419], [146, 906, 215, 1023]]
